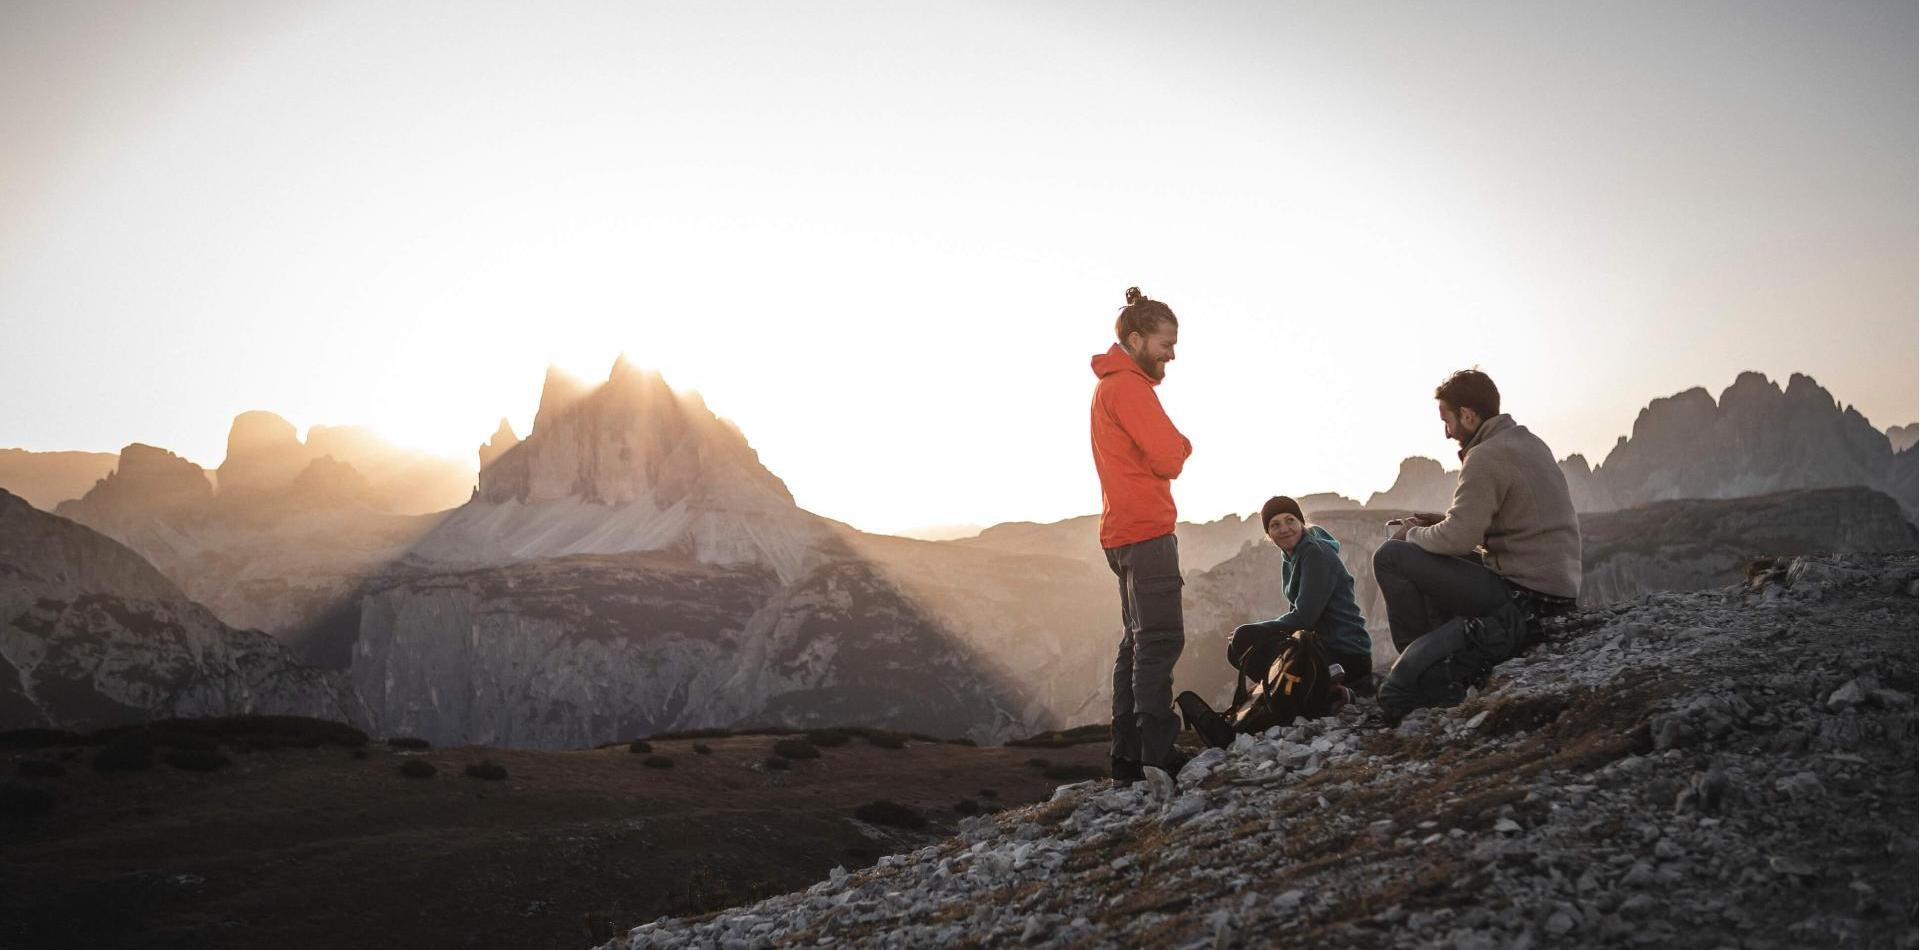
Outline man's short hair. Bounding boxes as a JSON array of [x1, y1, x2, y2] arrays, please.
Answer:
[[1435, 369, 1500, 419], [1115, 286, 1178, 345]]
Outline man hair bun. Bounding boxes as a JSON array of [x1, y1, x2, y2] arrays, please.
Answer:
[[1124, 287, 1143, 305]]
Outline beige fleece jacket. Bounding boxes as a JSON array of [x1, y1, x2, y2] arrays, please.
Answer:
[[1405, 414, 1582, 598]]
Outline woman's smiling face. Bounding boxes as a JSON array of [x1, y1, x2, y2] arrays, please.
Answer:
[[1266, 512, 1305, 552]]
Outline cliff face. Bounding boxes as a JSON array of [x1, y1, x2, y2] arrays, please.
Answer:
[[1577, 487, 1915, 605], [0, 490, 365, 731], [352, 547, 1055, 747]]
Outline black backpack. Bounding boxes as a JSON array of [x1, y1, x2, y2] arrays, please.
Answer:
[[1179, 630, 1336, 750]]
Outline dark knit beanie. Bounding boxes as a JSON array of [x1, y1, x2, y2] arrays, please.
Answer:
[[1260, 495, 1304, 530]]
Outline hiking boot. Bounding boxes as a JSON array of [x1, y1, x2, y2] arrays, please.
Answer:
[[1327, 684, 1353, 715], [1159, 750, 1192, 782], [1176, 690, 1236, 750], [1110, 757, 1144, 783]]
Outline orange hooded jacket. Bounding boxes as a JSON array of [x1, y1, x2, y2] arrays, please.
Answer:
[[1090, 344, 1192, 549]]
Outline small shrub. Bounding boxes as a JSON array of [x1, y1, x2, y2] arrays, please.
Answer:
[[627, 740, 653, 754], [1008, 723, 1112, 748], [0, 728, 82, 750], [804, 729, 852, 748], [908, 732, 942, 743], [771, 738, 820, 760], [1043, 764, 1106, 782], [865, 732, 907, 750], [387, 737, 431, 750], [0, 781, 55, 817], [763, 756, 790, 771], [1025, 757, 1051, 770], [145, 727, 217, 752], [399, 759, 437, 779], [854, 799, 927, 830], [953, 798, 980, 815], [464, 760, 508, 780], [947, 737, 977, 747], [642, 755, 674, 769], [16, 760, 65, 779], [163, 749, 232, 772], [92, 737, 155, 773], [646, 728, 734, 740], [692, 743, 713, 755]]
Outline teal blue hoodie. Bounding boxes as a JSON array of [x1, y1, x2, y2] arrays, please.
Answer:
[[1274, 526, 1374, 662]]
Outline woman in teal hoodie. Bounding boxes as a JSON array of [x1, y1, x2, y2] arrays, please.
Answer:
[[1227, 496, 1377, 693]]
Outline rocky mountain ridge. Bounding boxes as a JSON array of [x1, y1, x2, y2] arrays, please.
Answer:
[[603, 552, 1919, 949], [0, 448, 117, 511], [0, 489, 364, 730]]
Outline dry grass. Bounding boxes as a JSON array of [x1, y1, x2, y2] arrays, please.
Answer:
[[0, 731, 1108, 950]]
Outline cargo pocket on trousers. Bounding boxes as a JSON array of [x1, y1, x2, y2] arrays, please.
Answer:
[[1133, 574, 1185, 633]]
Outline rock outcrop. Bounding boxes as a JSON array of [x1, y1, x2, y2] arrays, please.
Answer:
[[477, 418, 520, 472], [1364, 457, 1456, 513], [1889, 423, 1918, 454], [215, 410, 309, 497], [352, 543, 1074, 747], [60, 443, 213, 519], [0, 448, 118, 511], [0, 489, 365, 731], [604, 552, 1918, 949]]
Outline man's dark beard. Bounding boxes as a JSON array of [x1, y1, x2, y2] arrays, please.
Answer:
[[1132, 351, 1164, 381]]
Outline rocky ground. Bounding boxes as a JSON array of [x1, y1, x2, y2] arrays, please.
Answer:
[[604, 553, 1919, 949]]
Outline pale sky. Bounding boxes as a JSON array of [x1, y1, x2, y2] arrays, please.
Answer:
[[3, 1, 1914, 536]]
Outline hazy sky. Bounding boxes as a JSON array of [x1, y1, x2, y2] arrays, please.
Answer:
[[3, 1, 1914, 536]]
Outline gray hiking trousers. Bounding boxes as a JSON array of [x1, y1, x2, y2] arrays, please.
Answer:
[[1378, 600, 1526, 719], [1106, 533, 1185, 769]]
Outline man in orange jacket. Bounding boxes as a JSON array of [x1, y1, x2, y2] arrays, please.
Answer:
[[1090, 287, 1193, 781]]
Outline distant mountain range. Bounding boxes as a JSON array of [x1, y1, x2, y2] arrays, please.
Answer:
[[2, 367, 1913, 744]]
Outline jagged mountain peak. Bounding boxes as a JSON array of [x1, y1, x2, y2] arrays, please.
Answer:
[[533, 365, 594, 433], [478, 417, 520, 472], [225, 410, 300, 455], [425, 362, 828, 580]]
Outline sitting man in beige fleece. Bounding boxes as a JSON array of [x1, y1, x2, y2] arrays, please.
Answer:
[[1372, 369, 1582, 719]]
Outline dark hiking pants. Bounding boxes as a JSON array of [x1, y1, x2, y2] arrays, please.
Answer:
[[1107, 533, 1185, 769], [1373, 539, 1511, 652], [1372, 539, 1525, 718]]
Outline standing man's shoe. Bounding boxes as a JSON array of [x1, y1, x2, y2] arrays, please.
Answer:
[[1111, 757, 1145, 783]]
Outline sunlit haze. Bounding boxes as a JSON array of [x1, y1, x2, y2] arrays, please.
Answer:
[[4, 1, 1914, 536]]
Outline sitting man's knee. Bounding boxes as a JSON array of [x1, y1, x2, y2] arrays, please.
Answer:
[[1374, 538, 1416, 572]]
